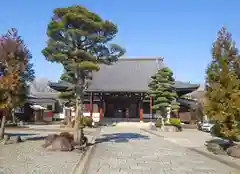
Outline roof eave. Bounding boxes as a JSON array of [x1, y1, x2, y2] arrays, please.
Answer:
[[85, 89, 147, 93]]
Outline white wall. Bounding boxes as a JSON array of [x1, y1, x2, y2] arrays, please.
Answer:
[[53, 106, 101, 122]]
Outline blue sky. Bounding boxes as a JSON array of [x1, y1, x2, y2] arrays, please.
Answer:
[[0, 0, 239, 84]]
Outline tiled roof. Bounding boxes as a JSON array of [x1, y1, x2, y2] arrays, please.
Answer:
[[174, 81, 200, 89], [29, 92, 58, 99], [86, 57, 164, 92], [49, 57, 199, 93]]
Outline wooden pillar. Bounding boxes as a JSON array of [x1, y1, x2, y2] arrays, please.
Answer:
[[90, 93, 93, 117], [150, 96, 153, 119], [139, 93, 143, 121]]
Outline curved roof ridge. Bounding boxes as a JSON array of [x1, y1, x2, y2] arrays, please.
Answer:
[[118, 57, 163, 61]]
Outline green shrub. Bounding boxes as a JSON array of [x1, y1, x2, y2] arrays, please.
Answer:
[[169, 118, 181, 125], [234, 121, 240, 129], [166, 118, 182, 131], [155, 119, 162, 128], [82, 116, 93, 127], [210, 121, 240, 141], [234, 134, 240, 142], [211, 122, 221, 137]]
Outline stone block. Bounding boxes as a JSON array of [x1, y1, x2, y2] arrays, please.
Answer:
[[2, 134, 10, 145], [11, 135, 22, 143], [226, 145, 240, 158], [206, 142, 226, 154], [163, 125, 178, 132]]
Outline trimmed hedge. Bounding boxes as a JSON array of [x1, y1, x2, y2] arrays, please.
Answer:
[[155, 119, 162, 128], [82, 116, 93, 127], [154, 118, 182, 131], [169, 118, 181, 125]]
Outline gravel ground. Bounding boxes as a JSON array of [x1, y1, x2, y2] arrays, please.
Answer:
[[0, 130, 95, 174]]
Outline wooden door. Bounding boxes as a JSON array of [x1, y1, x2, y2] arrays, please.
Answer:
[[129, 104, 137, 118], [106, 103, 114, 117]]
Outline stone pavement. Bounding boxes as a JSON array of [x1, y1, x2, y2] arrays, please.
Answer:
[[151, 129, 213, 148], [85, 127, 239, 174], [143, 129, 240, 167]]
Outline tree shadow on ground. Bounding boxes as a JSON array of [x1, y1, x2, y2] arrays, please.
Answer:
[[90, 133, 150, 145], [5, 133, 37, 136], [5, 133, 46, 141], [25, 136, 47, 141]]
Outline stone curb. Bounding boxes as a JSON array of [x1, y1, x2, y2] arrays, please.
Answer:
[[141, 128, 164, 137], [141, 128, 240, 171], [189, 148, 240, 171], [71, 127, 101, 174]]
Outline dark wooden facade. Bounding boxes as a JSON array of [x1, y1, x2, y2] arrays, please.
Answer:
[[83, 92, 154, 121], [83, 92, 200, 123]]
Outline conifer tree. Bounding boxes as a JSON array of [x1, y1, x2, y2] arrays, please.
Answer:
[[205, 27, 240, 138], [42, 5, 125, 144], [148, 67, 179, 125]]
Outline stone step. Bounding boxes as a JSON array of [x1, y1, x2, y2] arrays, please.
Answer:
[[115, 122, 154, 129]]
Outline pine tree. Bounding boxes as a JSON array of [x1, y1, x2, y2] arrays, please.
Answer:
[[42, 5, 125, 144], [0, 28, 35, 138], [148, 67, 179, 125], [205, 27, 240, 139]]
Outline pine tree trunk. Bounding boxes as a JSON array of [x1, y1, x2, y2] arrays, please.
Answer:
[[0, 113, 6, 139], [73, 94, 85, 144], [73, 69, 85, 144], [66, 115, 73, 128], [65, 108, 73, 128], [74, 97, 80, 142], [11, 108, 16, 123]]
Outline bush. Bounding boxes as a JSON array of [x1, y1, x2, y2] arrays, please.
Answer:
[[169, 118, 181, 125], [233, 121, 240, 131], [234, 122, 240, 141], [82, 116, 93, 127], [211, 122, 222, 137], [210, 121, 240, 142], [211, 122, 236, 141], [166, 118, 182, 131], [155, 119, 162, 128]]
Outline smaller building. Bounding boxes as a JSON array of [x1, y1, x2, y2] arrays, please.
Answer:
[[15, 93, 61, 122]]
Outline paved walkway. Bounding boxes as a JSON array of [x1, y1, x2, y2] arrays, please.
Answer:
[[149, 129, 213, 148], [85, 127, 239, 174], [144, 129, 240, 167]]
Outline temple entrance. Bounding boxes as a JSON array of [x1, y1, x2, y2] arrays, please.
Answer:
[[104, 96, 138, 118]]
